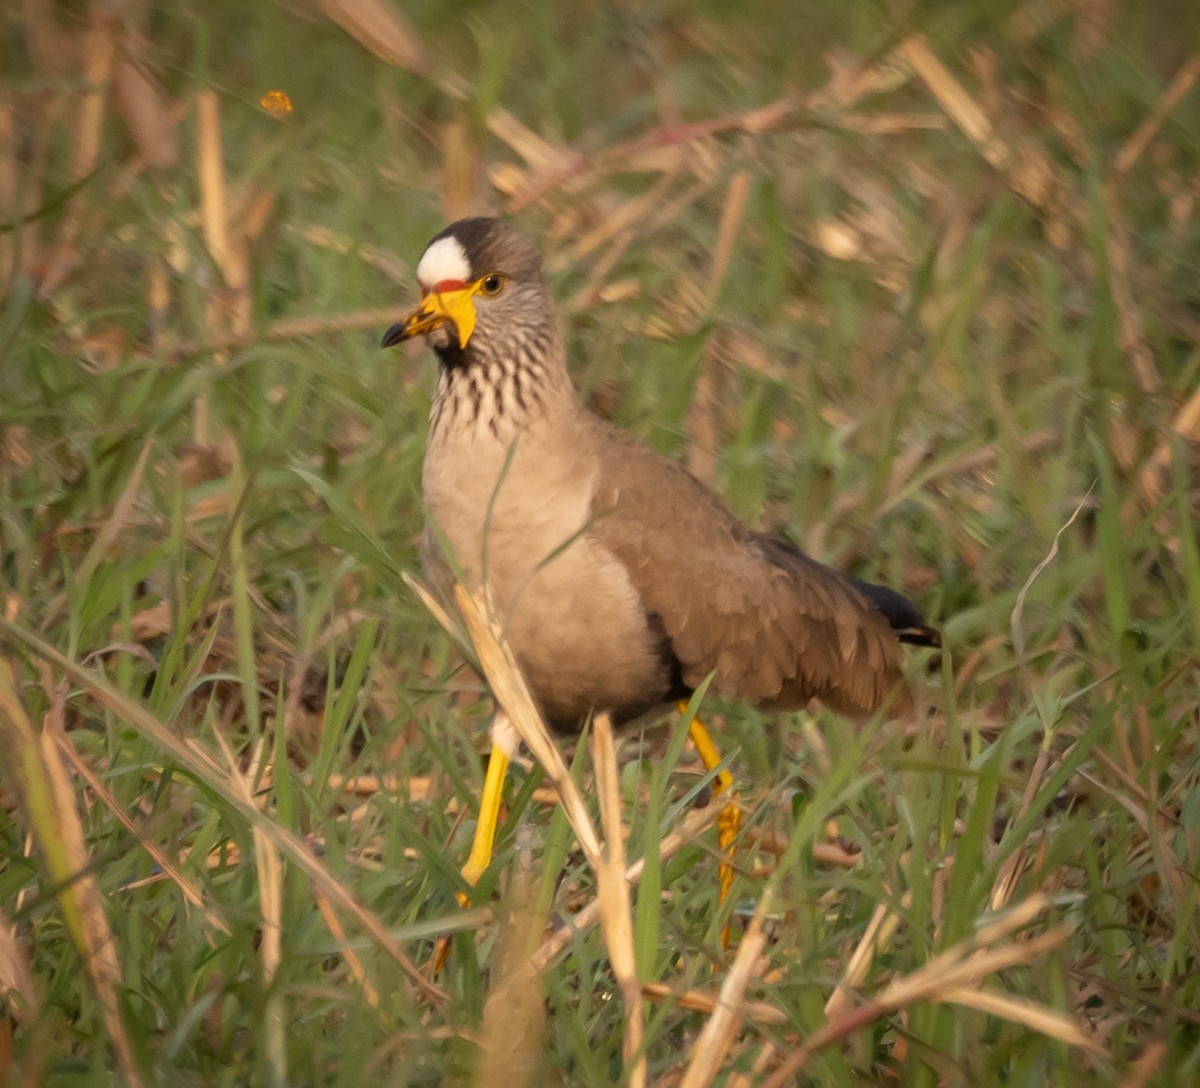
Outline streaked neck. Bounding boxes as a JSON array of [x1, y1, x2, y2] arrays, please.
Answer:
[[429, 332, 573, 443]]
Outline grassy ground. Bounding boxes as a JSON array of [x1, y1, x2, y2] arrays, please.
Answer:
[[2, 1, 1199, 1084]]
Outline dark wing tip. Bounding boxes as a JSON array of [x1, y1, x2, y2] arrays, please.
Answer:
[[894, 623, 942, 649], [850, 578, 941, 648]]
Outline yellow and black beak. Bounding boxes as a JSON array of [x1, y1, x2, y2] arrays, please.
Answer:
[[381, 279, 481, 350]]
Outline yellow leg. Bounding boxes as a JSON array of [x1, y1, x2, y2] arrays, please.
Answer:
[[680, 702, 741, 936], [432, 726, 514, 977], [461, 741, 510, 888]]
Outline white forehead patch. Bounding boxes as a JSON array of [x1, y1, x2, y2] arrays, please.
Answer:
[[416, 235, 471, 287]]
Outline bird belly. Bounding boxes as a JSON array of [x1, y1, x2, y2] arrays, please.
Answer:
[[422, 429, 671, 730], [500, 536, 673, 731]]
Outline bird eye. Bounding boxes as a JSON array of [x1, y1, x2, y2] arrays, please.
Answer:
[[479, 272, 507, 297]]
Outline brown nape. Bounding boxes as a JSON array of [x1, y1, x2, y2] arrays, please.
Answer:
[[394, 216, 941, 732]]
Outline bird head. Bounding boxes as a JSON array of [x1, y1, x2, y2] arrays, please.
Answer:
[[381, 217, 550, 361]]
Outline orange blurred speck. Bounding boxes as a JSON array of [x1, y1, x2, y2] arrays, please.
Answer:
[[260, 90, 294, 117]]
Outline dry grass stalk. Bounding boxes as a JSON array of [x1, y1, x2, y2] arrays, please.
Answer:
[[592, 713, 646, 1088], [194, 90, 225, 446], [53, 725, 228, 933], [196, 91, 250, 307], [195, 89, 253, 445], [0, 906, 37, 1027], [728, 1040, 779, 1088], [319, 772, 428, 799], [452, 585, 603, 866], [38, 681, 141, 1085], [825, 891, 910, 1020], [1137, 385, 1200, 505], [34, 437, 154, 635], [19, 0, 78, 73], [532, 801, 721, 972], [487, 108, 578, 179], [1102, 185, 1161, 400], [676, 885, 777, 1088], [563, 227, 638, 314], [743, 827, 861, 869], [494, 93, 800, 215], [17, 93, 59, 279], [318, 0, 426, 75], [441, 115, 483, 221], [0, 92, 15, 282], [214, 729, 286, 1080], [706, 171, 752, 309], [938, 982, 1091, 1039], [114, 305, 408, 366], [901, 34, 1060, 217], [550, 173, 679, 273], [472, 839, 549, 1088], [1118, 1039, 1167, 1088], [995, 491, 1093, 909], [55, 14, 116, 253], [899, 37, 1008, 170], [0, 623, 445, 1005], [0, 662, 141, 1084], [295, 222, 409, 282], [114, 53, 178, 170], [452, 585, 658, 1083], [404, 573, 472, 658], [639, 982, 788, 1028], [314, 889, 382, 1009], [760, 894, 1100, 1087], [75, 436, 154, 595], [1113, 56, 1200, 174], [40, 724, 139, 1079]]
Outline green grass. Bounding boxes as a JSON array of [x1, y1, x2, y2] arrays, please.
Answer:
[[2, 2, 1199, 1084]]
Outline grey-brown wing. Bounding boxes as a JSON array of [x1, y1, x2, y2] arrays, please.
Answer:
[[586, 419, 910, 717]]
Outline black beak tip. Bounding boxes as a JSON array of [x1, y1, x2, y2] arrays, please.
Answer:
[[381, 322, 406, 349]]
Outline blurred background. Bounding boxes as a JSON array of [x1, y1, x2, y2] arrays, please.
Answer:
[[1, 1, 1198, 1085]]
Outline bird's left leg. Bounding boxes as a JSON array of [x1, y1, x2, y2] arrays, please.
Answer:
[[679, 703, 741, 912]]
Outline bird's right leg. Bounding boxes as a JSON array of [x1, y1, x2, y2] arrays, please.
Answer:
[[459, 711, 518, 886], [432, 711, 519, 975]]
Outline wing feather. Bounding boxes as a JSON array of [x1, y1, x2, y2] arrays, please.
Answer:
[[586, 418, 912, 716]]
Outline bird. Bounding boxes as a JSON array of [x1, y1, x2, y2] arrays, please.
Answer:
[[382, 215, 940, 923]]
